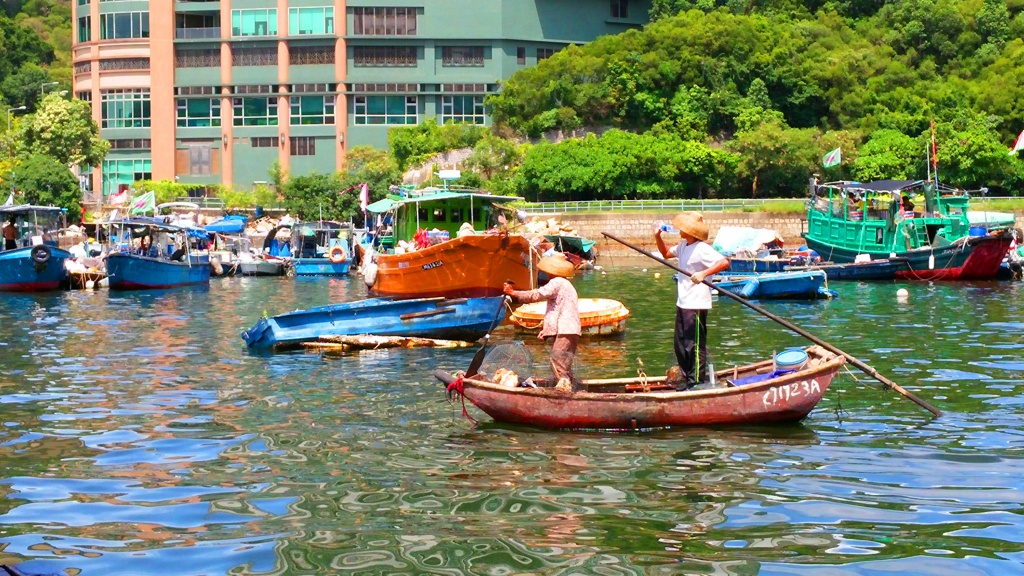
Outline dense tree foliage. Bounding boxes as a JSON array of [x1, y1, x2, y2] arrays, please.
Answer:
[[17, 93, 108, 168], [387, 119, 488, 171], [485, 4, 1024, 198], [280, 146, 400, 222], [8, 153, 81, 216]]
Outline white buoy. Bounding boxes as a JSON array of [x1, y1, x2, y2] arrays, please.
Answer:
[[897, 288, 909, 298], [641, 268, 647, 273], [85, 280, 95, 289], [654, 272, 661, 279]]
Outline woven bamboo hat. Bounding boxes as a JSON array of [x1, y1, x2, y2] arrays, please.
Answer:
[[537, 254, 576, 278], [671, 211, 709, 242]]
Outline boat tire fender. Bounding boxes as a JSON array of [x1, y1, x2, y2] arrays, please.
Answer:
[[31, 245, 51, 265], [328, 246, 346, 263]]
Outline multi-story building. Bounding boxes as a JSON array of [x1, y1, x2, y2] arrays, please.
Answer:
[[72, 0, 650, 196]]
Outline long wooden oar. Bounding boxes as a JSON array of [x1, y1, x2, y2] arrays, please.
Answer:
[[603, 232, 942, 417]]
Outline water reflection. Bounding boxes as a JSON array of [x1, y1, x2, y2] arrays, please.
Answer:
[[0, 275, 1022, 574]]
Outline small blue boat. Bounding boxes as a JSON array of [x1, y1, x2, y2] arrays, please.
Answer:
[[242, 296, 505, 350], [104, 219, 212, 290], [292, 220, 351, 276], [711, 270, 836, 300], [0, 205, 70, 292]]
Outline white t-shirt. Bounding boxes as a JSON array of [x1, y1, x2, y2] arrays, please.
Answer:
[[669, 240, 725, 310]]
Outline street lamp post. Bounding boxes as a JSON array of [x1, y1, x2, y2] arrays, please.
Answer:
[[40, 82, 60, 97], [6, 105, 26, 132]]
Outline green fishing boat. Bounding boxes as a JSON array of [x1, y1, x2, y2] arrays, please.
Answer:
[[804, 179, 1012, 280]]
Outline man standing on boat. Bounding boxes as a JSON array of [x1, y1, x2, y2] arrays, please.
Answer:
[[3, 218, 17, 250], [503, 255, 582, 390], [655, 212, 731, 390]]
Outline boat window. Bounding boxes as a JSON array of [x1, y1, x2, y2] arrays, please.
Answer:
[[450, 207, 463, 223], [432, 207, 446, 222], [417, 206, 428, 224]]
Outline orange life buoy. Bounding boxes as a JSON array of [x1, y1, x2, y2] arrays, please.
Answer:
[[328, 246, 346, 263]]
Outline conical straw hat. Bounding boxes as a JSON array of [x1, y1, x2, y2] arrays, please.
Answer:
[[537, 254, 575, 278], [671, 211, 709, 242]]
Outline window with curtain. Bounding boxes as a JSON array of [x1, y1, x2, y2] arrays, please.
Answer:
[[440, 95, 485, 124], [99, 12, 149, 39], [289, 7, 334, 35], [232, 97, 279, 126], [101, 89, 151, 128], [102, 158, 152, 196], [78, 16, 91, 42], [231, 9, 278, 37]]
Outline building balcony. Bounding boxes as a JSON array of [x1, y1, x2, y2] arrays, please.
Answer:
[[175, 0, 221, 12], [176, 28, 222, 40]]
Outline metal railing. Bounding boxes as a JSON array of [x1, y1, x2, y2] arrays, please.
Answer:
[[518, 198, 799, 213], [175, 28, 222, 40], [518, 196, 1024, 214]]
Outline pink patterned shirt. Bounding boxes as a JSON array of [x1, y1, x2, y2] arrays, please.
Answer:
[[510, 277, 581, 339]]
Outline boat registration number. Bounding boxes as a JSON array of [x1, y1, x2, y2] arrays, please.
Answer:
[[422, 260, 443, 270], [763, 379, 821, 407]]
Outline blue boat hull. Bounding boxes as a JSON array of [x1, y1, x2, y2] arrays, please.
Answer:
[[242, 296, 505, 349], [0, 247, 70, 292], [107, 253, 212, 290], [727, 258, 788, 274], [293, 257, 350, 276], [788, 258, 910, 281], [713, 271, 835, 300]]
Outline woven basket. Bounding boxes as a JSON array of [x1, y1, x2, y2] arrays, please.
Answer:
[[510, 298, 630, 333]]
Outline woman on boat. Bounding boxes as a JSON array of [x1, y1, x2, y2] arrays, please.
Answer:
[[655, 212, 731, 390], [503, 255, 581, 390]]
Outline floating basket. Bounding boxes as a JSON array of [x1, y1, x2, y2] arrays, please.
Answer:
[[510, 298, 630, 336]]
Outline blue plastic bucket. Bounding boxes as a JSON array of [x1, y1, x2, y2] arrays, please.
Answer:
[[774, 349, 808, 372], [969, 226, 987, 237]]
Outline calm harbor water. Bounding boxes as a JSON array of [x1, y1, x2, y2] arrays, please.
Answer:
[[0, 269, 1023, 575]]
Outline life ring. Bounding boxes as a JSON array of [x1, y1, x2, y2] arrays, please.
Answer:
[[328, 246, 346, 263]]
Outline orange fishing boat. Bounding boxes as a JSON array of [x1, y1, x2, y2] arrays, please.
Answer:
[[361, 184, 539, 298]]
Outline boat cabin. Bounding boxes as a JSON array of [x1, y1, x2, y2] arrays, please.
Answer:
[[291, 220, 351, 259], [807, 179, 974, 255], [0, 205, 65, 251], [101, 218, 210, 262], [366, 187, 523, 252]]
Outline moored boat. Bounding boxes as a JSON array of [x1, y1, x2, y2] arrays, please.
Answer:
[[511, 298, 629, 336], [103, 219, 212, 290], [787, 257, 910, 281], [242, 295, 506, 350], [291, 220, 351, 276], [712, 270, 836, 300], [0, 205, 71, 292], [363, 186, 538, 298], [805, 179, 1012, 280], [438, 345, 844, 429]]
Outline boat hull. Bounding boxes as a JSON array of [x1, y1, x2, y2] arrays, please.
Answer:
[[0, 247, 70, 292], [371, 234, 537, 299], [453, 346, 845, 429], [242, 295, 506, 350], [106, 253, 212, 290], [293, 258, 350, 276], [804, 234, 1011, 280], [239, 260, 286, 276], [713, 271, 834, 300], [788, 258, 909, 281]]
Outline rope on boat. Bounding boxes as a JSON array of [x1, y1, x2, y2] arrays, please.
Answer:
[[445, 376, 477, 424]]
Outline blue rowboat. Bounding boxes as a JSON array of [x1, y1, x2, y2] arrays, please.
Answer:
[[0, 205, 70, 292], [242, 296, 506, 350], [103, 219, 212, 290], [711, 270, 836, 300]]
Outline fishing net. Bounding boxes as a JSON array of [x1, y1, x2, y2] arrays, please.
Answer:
[[478, 342, 535, 382]]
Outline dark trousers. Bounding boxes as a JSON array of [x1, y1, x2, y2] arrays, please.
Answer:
[[4, 239, 15, 250], [674, 307, 708, 385], [550, 334, 579, 381]]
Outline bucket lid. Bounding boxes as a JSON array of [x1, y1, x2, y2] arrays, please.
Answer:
[[775, 349, 808, 367]]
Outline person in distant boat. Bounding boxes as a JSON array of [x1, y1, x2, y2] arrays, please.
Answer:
[[503, 255, 582, 390], [169, 241, 187, 262], [655, 212, 731, 390], [901, 194, 915, 213], [3, 218, 17, 250]]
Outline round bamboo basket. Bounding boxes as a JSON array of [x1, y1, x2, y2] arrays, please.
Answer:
[[510, 298, 630, 336]]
